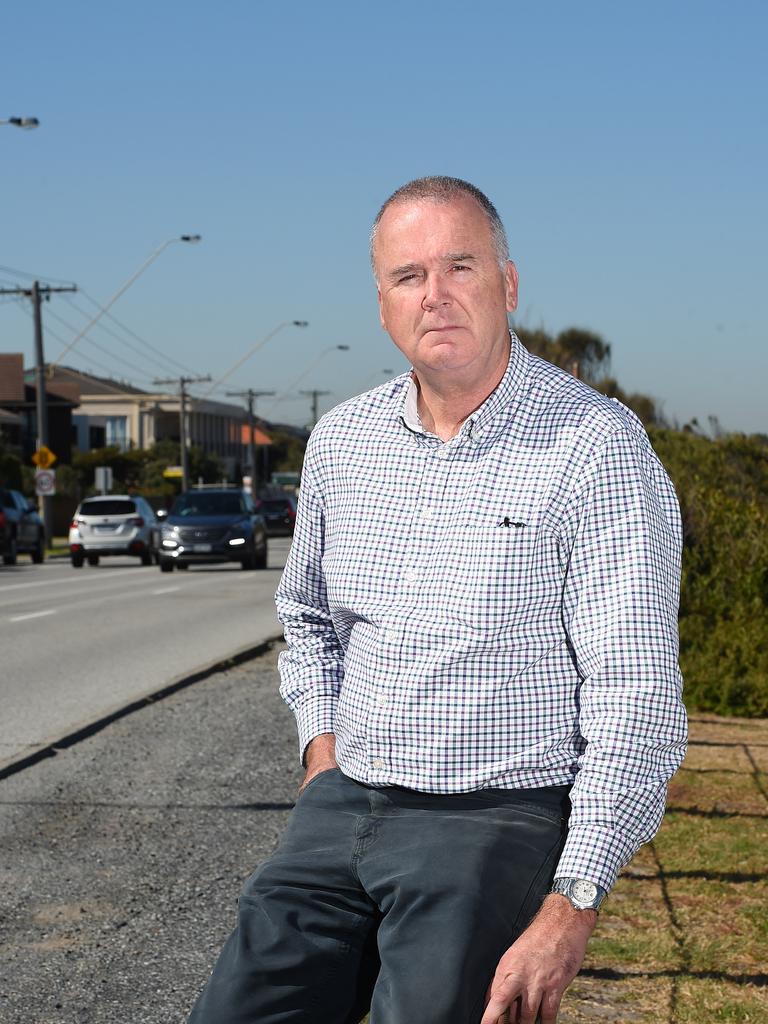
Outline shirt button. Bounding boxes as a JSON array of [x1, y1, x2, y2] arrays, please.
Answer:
[[371, 758, 386, 769], [420, 507, 436, 519], [376, 694, 388, 706], [404, 570, 418, 582]]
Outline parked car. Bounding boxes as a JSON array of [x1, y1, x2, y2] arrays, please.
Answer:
[[259, 495, 297, 536], [68, 494, 158, 567], [0, 488, 45, 565], [158, 488, 268, 572]]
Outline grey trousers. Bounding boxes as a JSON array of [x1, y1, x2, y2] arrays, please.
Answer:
[[187, 768, 569, 1024]]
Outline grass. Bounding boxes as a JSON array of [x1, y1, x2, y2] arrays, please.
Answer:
[[559, 713, 768, 1023]]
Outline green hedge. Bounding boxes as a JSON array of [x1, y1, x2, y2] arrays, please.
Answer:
[[650, 428, 768, 717]]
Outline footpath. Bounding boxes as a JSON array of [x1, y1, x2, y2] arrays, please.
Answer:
[[2, 645, 765, 1023]]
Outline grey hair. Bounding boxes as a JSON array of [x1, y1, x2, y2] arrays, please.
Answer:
[[369, 175, 509, 281]]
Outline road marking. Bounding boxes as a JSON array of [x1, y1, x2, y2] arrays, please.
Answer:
[[9, 609, 57, 623], [153, 586, 180, 595], [0, 568, 143, 594]]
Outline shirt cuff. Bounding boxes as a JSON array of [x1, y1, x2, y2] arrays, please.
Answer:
[[294, 694, 338, 766], [554, 823, 640, 893]]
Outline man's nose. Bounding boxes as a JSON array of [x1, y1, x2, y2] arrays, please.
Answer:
[[422, 274, 451, 310]]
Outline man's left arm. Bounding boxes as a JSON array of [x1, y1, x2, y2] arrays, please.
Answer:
[[481, 421, 688, 1024]]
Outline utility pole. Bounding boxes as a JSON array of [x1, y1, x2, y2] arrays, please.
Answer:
[[226, 389, 275, 497], [0, 280, 77, 542], [153, 375, 211, 492], [300, 389, 331, 428]]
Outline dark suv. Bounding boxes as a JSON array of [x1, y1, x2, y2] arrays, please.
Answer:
[[0, 488, 45, 565], [158, 488, 268, 572]]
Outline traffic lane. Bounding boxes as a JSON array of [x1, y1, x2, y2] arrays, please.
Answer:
[[0, 541, 292, 767], [0, 646, 303, 1024], [0, 540, 291, 620]]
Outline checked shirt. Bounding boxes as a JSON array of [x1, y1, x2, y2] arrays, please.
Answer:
[[275, 334, 688, 891]]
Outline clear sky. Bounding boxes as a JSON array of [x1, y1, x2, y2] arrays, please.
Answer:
[[2, 0, 765, 433]]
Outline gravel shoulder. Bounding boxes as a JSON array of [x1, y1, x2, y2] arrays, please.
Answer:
[[0, 643, 301, 1024]]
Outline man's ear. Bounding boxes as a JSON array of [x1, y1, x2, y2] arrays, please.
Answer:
[[504, 261, 519, 313], [377, 286, 387, 330]]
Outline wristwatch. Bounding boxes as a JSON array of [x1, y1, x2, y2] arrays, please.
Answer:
[[550, 877, 607, 911]]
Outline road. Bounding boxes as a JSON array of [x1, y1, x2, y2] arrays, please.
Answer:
[[0, 539, 291, 771]]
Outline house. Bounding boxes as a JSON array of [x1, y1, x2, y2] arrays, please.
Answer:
[[0, 353, 79, 464], [46, 366, 269, 479]]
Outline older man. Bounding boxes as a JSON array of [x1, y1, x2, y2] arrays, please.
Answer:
[[188, 177, 687, 1023]]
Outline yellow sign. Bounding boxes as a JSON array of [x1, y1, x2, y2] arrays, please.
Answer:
[[163, 465, 183, 479], [32, 445, 57, 469]]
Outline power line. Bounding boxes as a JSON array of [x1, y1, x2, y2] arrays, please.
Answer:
[[77, 287, 199, 376], [60, 293, 193, 378], [153, 375, 212, 492], [44, 305, 160, 381], [0, 263, 76, 287]]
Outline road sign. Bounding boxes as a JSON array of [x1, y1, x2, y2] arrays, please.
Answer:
[[35, 468, 56, 496], [163, 465, 183, 479], [95, 466, 113, 494], [31, 445, 57, 469]]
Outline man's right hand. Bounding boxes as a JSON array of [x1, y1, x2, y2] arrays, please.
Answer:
[[299, 732, 338, 794]]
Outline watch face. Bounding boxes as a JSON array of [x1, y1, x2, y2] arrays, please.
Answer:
[[572, 879, 598, 905]]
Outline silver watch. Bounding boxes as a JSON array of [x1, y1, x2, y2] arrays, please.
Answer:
[[550, 877, 607, 911]]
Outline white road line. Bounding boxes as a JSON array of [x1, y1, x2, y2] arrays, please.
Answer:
[[9, 609, 57, 623], [0, 568, 142, 594], [153, 586, 180, 595]]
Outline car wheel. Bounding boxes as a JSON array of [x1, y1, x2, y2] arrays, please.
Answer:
[[2, 536, 18, 566], [87, 554, 100, 567], [71, 552, 84, 568], [255, 538, 268, 569], [141, 551, 153, 566], [177, 562, 189, 571], [159, 559, 174, 573], [31, 535, 45, 564], [241, 549, 257, 570]]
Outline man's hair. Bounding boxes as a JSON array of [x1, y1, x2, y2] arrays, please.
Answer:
[[369, 175, 509, 279]]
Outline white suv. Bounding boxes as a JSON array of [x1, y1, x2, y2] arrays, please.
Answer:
[[69, 495, 158, 567]]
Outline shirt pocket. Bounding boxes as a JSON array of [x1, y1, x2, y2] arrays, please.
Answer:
[[449, 511, 561, 636]]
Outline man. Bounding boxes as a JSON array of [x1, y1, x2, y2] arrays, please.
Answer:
[[188, 177, 687, 1023]]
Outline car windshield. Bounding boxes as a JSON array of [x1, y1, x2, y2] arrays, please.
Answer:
[[80, 499, 137, 516], [262, 500, 291, 513], [172, 493, 245, 516]]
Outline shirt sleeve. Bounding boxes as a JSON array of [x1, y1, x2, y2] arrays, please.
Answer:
[[275, 475, 344, 765], [554, 420, 688, 892]]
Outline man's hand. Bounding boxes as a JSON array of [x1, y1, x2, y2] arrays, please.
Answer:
[[298, 732, 338, 795], [480, 894, 596, 1024]]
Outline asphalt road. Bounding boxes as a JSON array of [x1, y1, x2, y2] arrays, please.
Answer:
[[0, 540, 291, 771], [0, 645, 303, 1024]]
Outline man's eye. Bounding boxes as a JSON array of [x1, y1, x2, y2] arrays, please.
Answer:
[[451, 264, 470, 272], [398, 274, 417, 284]]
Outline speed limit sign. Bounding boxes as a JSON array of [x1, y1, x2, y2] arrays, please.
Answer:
[[35, 468, 56, 496]]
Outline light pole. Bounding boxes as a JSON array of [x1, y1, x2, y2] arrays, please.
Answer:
[[266, 345, 350, 419], [203, 320, 309, 398], [226, 389, 276, 496], [49, 235, 202, 370], [0, 116, 39, 129]]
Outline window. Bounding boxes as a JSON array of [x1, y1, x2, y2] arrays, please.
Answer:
[[105, 416, 128, 450]]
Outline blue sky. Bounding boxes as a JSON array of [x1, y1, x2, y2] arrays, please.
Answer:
[[2, 0, 765, 433]]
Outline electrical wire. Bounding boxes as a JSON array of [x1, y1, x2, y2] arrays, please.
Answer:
[[77, 288, 199, 376], [44, 306, 159, 382], [60, 294, 192, 378]]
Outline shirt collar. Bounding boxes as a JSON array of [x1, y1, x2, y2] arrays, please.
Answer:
[[398, 331, 529, 437]]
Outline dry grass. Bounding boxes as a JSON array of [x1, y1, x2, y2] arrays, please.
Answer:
[[558, 713, 768, 1023]]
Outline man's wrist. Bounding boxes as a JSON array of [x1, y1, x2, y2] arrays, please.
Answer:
[[303, 732, 337, 769], [550, 876, 607, 912]]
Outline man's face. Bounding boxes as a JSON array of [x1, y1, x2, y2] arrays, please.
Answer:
[[374, 195, 518, 377]]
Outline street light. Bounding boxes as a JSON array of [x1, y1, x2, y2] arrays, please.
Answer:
[[0, 116, 39, 129], [49, 234, 202, 370], [266, 345, 350, 416], [203, 320, 309, 397]]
